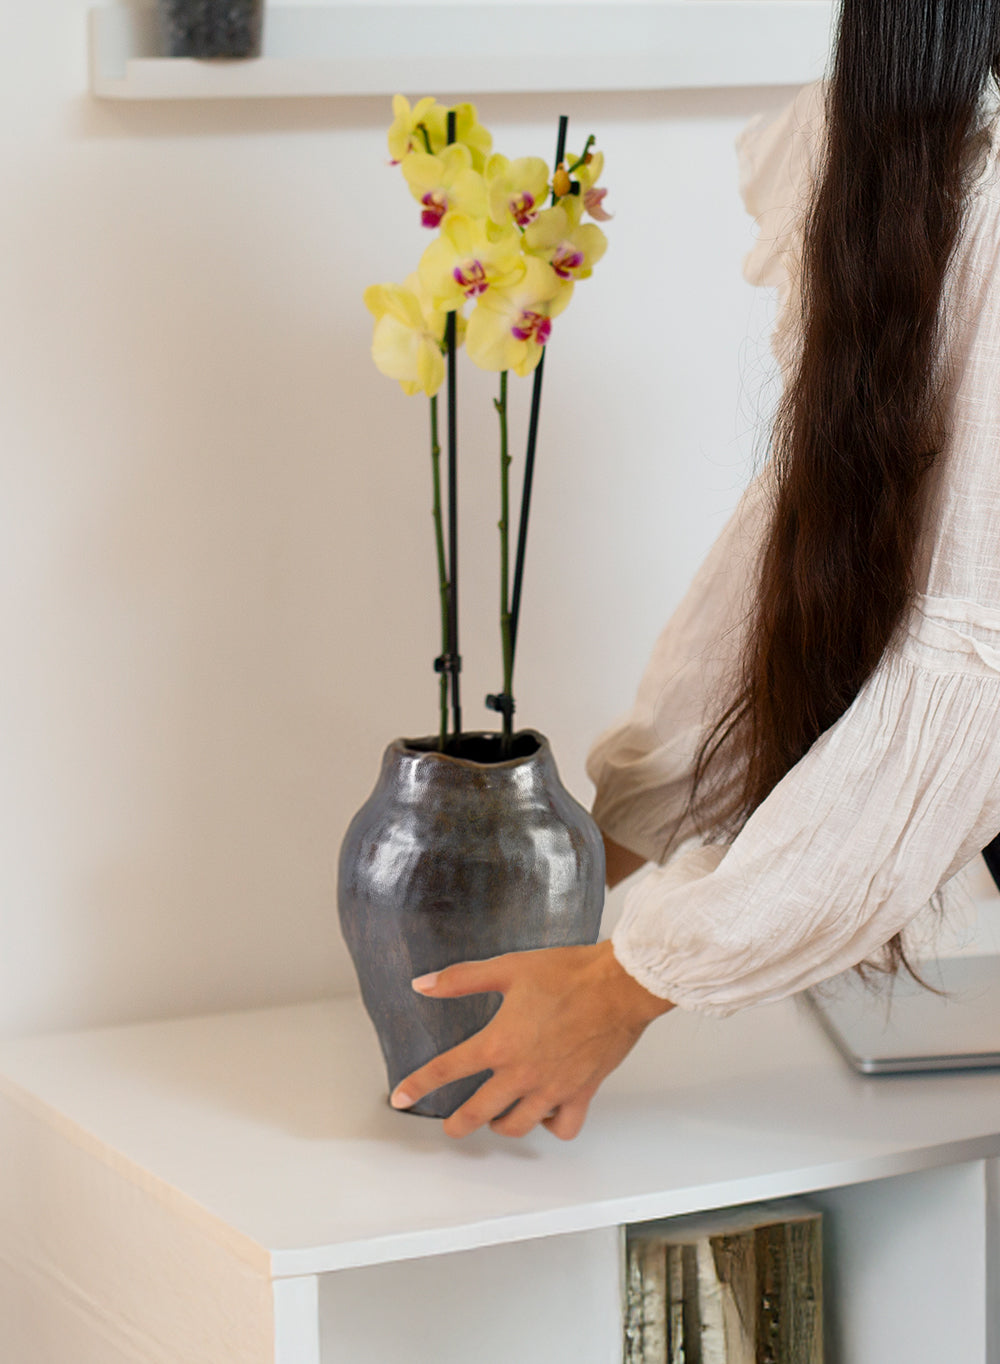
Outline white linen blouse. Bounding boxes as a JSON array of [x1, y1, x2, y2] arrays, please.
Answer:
[[586, 80, 1000, 1016]]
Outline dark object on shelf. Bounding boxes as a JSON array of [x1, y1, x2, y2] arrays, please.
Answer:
[[338, 731, 605, 1119], [158, 0, 264, 58]]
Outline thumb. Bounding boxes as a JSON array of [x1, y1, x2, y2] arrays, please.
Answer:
[[412, 955, 512, 998]]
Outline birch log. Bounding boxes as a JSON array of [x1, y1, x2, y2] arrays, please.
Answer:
[[625, 1202, 823, 1364]]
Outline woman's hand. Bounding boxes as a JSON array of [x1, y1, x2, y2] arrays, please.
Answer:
[[390, 940, 673, 1140]]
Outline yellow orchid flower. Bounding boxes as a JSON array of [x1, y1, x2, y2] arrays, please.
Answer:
[[522, 205, 608, 282], [401, 145, 488, 229], [364, 274, 453, 397], [485, 154, 551, 229], [387, 94, 440, 162], [421, 101, 493, 172], [388, 97, 494, 172], [561, 148, 613, 222], [465, 257, 573, 377], [418, 213, 524, 312]]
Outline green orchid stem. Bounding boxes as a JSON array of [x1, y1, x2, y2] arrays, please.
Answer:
[[566, 135, 596, 176], [495, 372, 514, 754], [510, 350, 544, 665], [509, 115, 568, 683], [429, 396, 449, 752]]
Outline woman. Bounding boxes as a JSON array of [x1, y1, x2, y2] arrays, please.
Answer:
[[392, 0, 1000, 1139]]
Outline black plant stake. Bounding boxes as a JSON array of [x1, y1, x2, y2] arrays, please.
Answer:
[[444, 108, 463, 748], [492, 370, 514, 754], [429, 395, 449, 751], [489, 114, 570, 752]]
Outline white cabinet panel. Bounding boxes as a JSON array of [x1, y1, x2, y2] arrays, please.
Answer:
[[318, 1228, 622, 1364], [814, 1163, 990, 1364]]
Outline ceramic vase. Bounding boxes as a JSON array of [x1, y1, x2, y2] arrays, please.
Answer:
[[338, 731, 605, 1118]]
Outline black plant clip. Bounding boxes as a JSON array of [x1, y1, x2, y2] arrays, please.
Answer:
[[434, 653, 462, 675], [485, 691, 516, 724]]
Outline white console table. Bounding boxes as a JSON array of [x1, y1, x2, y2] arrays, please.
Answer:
[[1, 991, 999, 1362]]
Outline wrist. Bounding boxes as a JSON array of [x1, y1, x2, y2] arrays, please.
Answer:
[[592, 938, 674, 1026]]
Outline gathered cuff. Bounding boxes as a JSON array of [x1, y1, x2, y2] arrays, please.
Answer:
[[609, 640, 1000, 1015]]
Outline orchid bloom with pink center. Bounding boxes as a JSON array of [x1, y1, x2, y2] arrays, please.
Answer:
[[485, 154, 551, 230], [522, 205, 608, 282], [418, 213, 524, 311], [401, 146, 487, 229], [368, 99, 613, 397], [511, 310, 551, 344], [465, 257, 573, 377]]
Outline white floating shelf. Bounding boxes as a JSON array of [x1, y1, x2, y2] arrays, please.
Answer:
[[88, 2, 834, 100]]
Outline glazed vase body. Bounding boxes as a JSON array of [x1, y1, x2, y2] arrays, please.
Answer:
[[338, 731, 605, 1118]]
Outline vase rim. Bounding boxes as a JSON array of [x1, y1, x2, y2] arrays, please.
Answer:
[[392, 729, 550, 770]]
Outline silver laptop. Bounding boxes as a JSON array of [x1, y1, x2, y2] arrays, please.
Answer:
[[804, 954, 1000, 1074]]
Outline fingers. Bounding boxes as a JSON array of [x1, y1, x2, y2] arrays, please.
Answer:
[[389, 945, 624, 1141], [489, 1093, 562, 1139], [390, 1032, 490, 1111], [412, 954, 513, 999], [391, 957, 522, 1112], [393, 1037, 593, 1142], [441, 1077, 525, 1139], [446, 1080, 586, 1141], [542, 1094, 592, 1142]]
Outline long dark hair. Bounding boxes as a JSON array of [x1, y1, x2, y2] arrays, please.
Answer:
[[695, 0, 1000, 974]]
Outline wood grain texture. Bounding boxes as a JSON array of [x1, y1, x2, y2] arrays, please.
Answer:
[[625, 1238, 667, 1363]]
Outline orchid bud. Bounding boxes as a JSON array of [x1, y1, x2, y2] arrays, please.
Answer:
[[552, 163, 572, 198]]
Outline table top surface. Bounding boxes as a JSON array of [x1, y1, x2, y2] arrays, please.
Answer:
[[2, 986, 1000, 1277]]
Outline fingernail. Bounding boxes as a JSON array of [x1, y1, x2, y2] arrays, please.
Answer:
[[390, 1088, 414, 1109], [412, 972, 438, 992]]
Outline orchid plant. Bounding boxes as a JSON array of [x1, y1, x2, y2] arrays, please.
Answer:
[[364, 97, 611, 756]]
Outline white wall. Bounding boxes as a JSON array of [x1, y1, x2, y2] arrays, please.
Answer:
[[0, 0, 796, 1037]]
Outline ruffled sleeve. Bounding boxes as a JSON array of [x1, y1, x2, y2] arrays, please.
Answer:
[[612, 602, 1000, 1015], [585, 85, 828, 861], [607, 156, 1000, 1015], [586, 473, 768, 864], [736, 80, 827, 372]]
